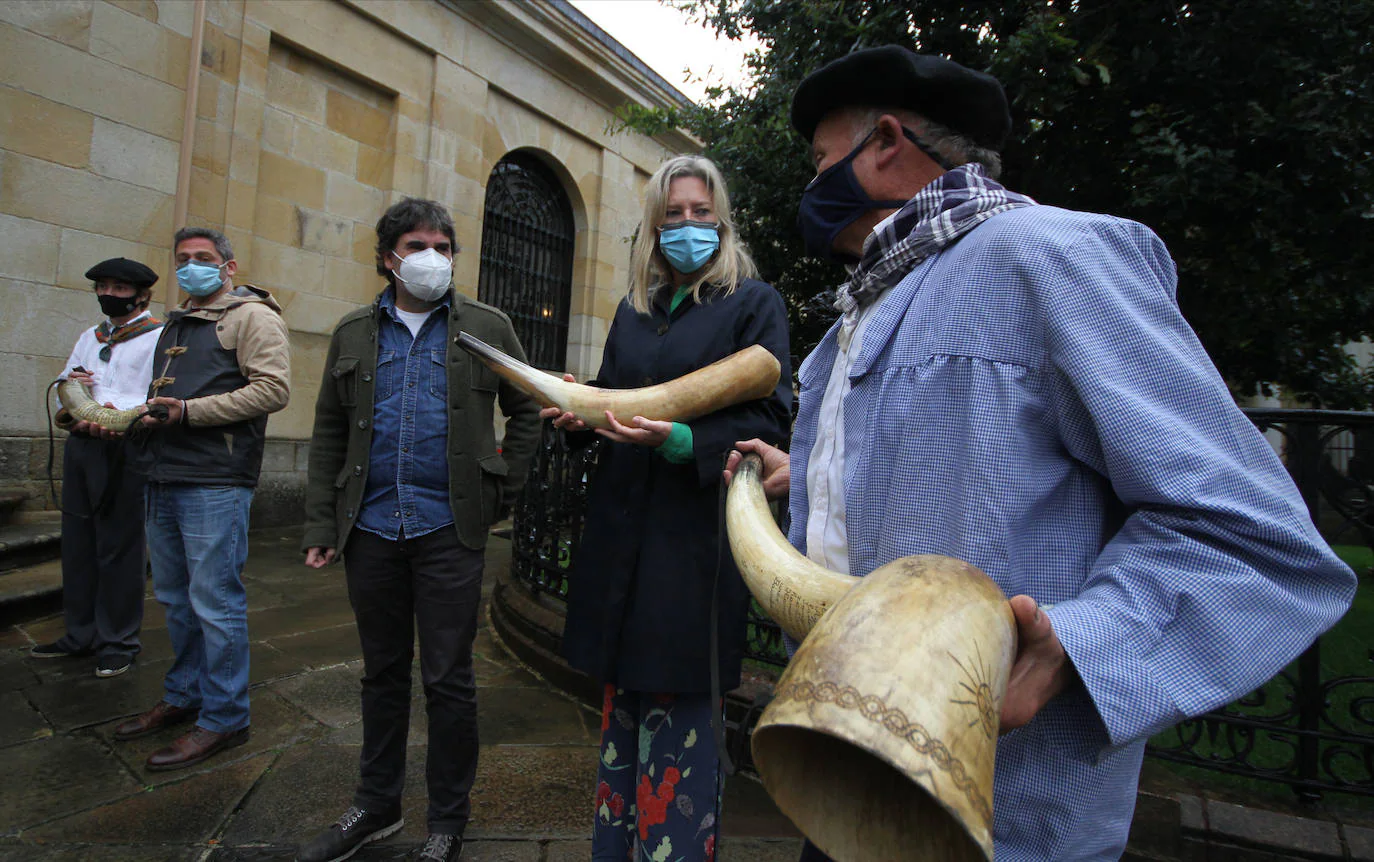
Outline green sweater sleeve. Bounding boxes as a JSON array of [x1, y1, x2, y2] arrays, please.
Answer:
[[655, 421, 694, 464]]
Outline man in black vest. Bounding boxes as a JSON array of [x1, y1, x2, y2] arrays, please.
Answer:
[[106, 227, 291, 772]]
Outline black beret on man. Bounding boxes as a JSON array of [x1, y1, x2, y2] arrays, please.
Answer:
[[790, 45, 1012, 150], [84, 257, 159, 289]]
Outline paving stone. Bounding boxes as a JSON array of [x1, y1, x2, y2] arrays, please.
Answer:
[[544, 839, 593, 861], [248, 596, 358, 640], [25, 656, 175, 730], [25, 751, 274, 844], [248, 639, 313, 685], [721, 773, 800, 838], [454, 841, 541, 861], [267, 663, 362, 728], [717, 837, 807, 861], [1348, 824, 1374, 862], [0, 626, 34, 649], [219, 740, 422, 847], [0, 734, 142, 832], [477, 685, 595, 746], [0, 647, 39, 691], [466, 745, 600, 839], [1208, 800, 1343, 857], [0, 688, 51, 747], [0, 844, 202, 861], [1127, 790, 1181, 858], [262, 623, 362, 671]]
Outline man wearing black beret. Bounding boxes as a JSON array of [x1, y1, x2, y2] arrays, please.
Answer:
[[729, 45, 1355, 860], [34, 258, 164, 678]]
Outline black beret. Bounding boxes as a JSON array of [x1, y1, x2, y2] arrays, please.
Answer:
[[84, 257, 158, 289], [791, 45, 1011, 150]]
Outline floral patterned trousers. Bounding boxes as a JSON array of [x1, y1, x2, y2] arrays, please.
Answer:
[[593, 685, 722, 861]]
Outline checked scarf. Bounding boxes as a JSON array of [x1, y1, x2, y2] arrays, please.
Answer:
[[836, 163, 1037, 314], [94, 313, 163, 362]]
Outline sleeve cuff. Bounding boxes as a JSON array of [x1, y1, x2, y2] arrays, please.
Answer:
[[655, 422, 694, 464]]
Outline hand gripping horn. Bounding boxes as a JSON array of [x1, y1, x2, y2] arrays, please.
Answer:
[[727, 453, 1017, 862], [55, 370, 166, 431], [456, 332, 780, 429]]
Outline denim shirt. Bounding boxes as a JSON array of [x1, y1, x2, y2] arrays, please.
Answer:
[[356, 287, 452, 540]]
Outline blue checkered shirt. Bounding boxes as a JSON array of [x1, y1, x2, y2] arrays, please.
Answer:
[[787, 204, 1357, 860]]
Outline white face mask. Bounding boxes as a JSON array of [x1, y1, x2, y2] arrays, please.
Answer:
[[392, 248, 452, 302]]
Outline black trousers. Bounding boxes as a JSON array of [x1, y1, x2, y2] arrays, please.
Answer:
[[58, 434, 147, 658], [344, 526, 485, 836]]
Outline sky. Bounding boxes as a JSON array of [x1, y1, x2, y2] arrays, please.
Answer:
[[565, 0, 761, 103]]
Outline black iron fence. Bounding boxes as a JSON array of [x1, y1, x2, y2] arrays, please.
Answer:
[[508, 410, 1374, 797]]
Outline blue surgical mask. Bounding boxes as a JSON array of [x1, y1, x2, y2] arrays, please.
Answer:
[[176, 261, 226, 297], [658, 220, 720, 274], [797, 126, 950, 262]]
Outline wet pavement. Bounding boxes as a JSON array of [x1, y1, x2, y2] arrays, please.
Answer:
[[0, 527, 803, 861]]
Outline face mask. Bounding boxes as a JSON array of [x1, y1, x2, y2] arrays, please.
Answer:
[[177, 261, 226, 297], [658, 221, 720, 274], [797, 126, 949, 262], [392, 248, 452, 302], [98, 292, 140, 319]]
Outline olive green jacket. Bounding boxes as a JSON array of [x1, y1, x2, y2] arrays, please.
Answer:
[[301, 288, 541, 553]]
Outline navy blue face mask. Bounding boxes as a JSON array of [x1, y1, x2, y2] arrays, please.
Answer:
[[797, 126, 952, 263]]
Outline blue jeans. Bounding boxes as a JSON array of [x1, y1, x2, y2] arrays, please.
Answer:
[[146, 483, 253, 733]]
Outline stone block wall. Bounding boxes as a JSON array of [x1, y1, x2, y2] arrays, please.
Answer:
[[0, 0, 696, 515]]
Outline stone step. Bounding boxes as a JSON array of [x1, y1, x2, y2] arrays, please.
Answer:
[[0, 556, 62, 626], [0, 522, 61, 572], [0, 487, 29, 523]]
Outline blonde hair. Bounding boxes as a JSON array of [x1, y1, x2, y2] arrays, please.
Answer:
[[628, 154, 758, 314]]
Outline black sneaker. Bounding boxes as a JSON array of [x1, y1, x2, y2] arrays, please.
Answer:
[[30, 642, 93, 659], [417, 833, 462, 862], [96, 654, 133, 678], [296, 806, 403, 862]]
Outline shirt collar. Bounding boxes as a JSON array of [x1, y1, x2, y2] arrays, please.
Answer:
[[379, 285, 450, 322]]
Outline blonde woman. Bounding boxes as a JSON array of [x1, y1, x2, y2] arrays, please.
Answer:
[[545, 155, 792, 861]]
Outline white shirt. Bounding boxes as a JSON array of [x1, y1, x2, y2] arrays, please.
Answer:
[[393, 306, 435, 338], [804, 214, 901, 575], [58, 312, 162, 410]]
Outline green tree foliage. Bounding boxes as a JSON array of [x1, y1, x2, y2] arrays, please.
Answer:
[[619, 0, 1374, 406]]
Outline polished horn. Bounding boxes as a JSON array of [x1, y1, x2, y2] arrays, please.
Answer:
[[56, 377, 147, 431], [456, 332, 780, 430], [727, 453, 1016, 861]]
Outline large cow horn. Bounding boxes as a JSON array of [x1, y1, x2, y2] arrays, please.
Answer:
[[456, 332, 780, 430], [55, 378, 147, 431], [726, 453, 1017, 862]]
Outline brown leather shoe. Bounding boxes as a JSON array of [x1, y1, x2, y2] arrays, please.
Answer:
[[145, 726, 249, 772], [112, 701, 199, 741]]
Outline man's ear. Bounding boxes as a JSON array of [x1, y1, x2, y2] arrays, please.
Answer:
[[223, 259, 239, 279], [872, 114, 906, 167]]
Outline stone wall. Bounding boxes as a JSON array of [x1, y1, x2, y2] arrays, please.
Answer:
[[0, 0, 696, 517]]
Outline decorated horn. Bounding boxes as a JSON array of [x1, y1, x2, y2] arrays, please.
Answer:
[[456, 332, 780, 430], [55, 376, 148, 431], [727, 453, 1017, 862]]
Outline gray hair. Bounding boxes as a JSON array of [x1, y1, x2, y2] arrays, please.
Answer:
[[173, 226, 235, 262], [847, 106, 1003, 179]]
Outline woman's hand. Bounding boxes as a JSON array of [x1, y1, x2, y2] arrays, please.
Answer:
[[539, 374, 589, 432], [724, 439, 791, 501], [304, 547, 337, 569], [597, 412, 673, 447]]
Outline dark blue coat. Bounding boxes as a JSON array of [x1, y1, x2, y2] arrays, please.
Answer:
[[561, 278, 792, 693]]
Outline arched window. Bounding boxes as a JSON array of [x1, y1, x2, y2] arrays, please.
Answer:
[[478, 152, 575, 371]]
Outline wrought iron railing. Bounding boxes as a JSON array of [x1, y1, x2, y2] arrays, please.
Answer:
[[509, 410, 1374, 797]]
